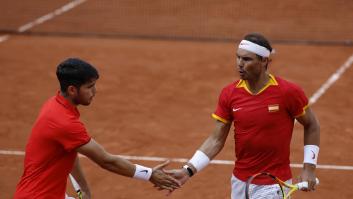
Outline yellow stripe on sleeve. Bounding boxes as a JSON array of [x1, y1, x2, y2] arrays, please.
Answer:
[[295, 104, 309, 118], [211, 113, 229, 123]]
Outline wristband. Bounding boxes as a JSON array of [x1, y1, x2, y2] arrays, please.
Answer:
[[303, 145, 319, 165], [133, 164, 152, 181], [188, 150, 210, 172]]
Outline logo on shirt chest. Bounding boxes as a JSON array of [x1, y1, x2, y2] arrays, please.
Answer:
[[232, 107, 242, 112], [268, 104, 279, 112]]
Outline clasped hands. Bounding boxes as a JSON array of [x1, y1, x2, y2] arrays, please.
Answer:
[[149, 161, 191, 194]]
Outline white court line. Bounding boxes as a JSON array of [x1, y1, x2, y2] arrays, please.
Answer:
[[309, 54, 353, 104], [17, 0, 87, 33], [0, 0, 87, 43], [0, 34, 10, 42], [1, 149, 353, 171]]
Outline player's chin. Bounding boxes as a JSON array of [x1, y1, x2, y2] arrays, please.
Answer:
[[81, 99, 93, 106], [238, 71, 247, 79], [239, 74, 247, 80]]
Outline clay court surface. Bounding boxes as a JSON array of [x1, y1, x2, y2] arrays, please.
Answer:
[[1, 1, 353, 198]]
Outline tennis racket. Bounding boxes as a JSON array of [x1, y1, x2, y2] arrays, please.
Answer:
[[245, 172, 319, 199], [69, 174, 83, 199]]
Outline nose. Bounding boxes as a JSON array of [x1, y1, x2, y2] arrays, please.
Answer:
[[92, 86, 97, 96], [237, 58, 244, 69]]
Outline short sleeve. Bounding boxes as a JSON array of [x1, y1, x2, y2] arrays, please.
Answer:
[[212, 87, 233, 123], [284, 83, 309, 118], [55, 120, 91, 152]]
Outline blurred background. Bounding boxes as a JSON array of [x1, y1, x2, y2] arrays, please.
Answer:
[[0, 0, 352, 198], [1, 0, 352, 44]]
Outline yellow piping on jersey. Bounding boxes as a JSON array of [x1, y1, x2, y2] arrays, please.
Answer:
[[212, 113, 229, 124], [295, 104, 309, 118], [236, 74, 278, 95]]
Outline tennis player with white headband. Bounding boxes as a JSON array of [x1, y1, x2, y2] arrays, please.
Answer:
[[165, 33, 320, 198]]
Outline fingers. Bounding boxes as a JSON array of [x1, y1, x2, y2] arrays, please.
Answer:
[[157, 185, 175, 192], [151, 170, 181, 188], [163, 169, 174, 174], [164, 175, 182, 188], [298, 178, 317, 191], [163, 171, 182, 186], [153, 183, 177, 196], [163, 169, 182, 178], [153, 178, 180, 191], [162, 169, 174, 176], [308, 179, 317, 191]]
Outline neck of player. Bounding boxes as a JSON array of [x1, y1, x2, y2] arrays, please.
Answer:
[[246, 72, 270, 94]]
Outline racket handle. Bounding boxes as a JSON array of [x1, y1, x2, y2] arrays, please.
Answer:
[[69, 174, 82, 192], [297, 178, 320, 190]]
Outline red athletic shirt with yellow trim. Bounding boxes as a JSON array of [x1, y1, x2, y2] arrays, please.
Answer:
[[14, 92, 91, 199], [212, 75, 308, 184]]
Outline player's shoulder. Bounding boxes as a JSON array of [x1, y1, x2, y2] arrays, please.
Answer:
[[274, 76, 303, 90], [273, 76, 305, 95], [42, 96, 79, 123]]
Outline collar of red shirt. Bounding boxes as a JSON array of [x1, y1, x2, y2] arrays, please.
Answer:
[[236, 74, 278, 95], [55, 91, 80, 117]]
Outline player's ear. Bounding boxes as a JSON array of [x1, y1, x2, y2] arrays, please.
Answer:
[[260, 57, 269, 67], [67, 85, 78, 97], [261, 57, 270, 63]]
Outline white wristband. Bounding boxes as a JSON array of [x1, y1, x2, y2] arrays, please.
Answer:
[[133, 164, 152, 181], [188, 150, 210, 172], [303, 145, 319, 165]]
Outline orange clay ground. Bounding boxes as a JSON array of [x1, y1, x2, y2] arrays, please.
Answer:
[[1, 1, 353, 198]]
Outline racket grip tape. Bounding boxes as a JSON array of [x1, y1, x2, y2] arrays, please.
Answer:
[[297, 178, 320, 190], [69, 174, 83, 198]]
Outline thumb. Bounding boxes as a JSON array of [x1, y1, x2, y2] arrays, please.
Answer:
[[154, 160, 170, 170], [163, 169, 173, 174]]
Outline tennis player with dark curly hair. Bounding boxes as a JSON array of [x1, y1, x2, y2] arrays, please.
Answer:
[[14, 58, 180, 199]]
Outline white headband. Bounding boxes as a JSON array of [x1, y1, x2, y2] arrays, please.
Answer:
[[238, 40, 271, 57]]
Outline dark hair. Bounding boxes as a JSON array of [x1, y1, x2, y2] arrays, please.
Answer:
[[56, 58, 99, 93], [243, 33, 273, 53]]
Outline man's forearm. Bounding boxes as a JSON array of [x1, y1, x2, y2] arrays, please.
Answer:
[[304, 124, 320, 146], [98, 155, 136, 177], [199, 137, 225, 159]]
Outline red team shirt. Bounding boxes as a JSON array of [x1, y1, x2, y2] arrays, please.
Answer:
[[14, 92, 91, 199], [212, 75, 308, 184]]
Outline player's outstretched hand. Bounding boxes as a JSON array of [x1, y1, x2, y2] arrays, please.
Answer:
[[164, 168, 190, 186], [161, 168, 190, 196], [150, 160, 181, 192]]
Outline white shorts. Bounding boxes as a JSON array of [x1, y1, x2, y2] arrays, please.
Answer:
[[230, 175, 292, 199]]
